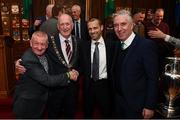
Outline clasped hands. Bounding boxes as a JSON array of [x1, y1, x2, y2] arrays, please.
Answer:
[[15, 59, 79, 81], [68, 69, 79, 81]]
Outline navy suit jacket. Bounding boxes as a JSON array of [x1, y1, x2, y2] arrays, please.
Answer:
[[112, 35, 159, 112], [47, 33, 81, 76]]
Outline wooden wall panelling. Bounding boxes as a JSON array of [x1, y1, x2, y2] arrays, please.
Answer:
[[0, 36, 16, 98]]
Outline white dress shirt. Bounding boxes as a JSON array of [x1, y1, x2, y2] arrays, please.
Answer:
[[59, 34, 73, 64], [121, 32, 135, 49], [91, 36, 107, 79]]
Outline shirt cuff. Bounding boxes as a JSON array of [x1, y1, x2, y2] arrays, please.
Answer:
[[165, 35, 170, 42]]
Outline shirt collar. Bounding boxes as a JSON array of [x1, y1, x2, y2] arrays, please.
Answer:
[[59, 33, 72, 43], [122, 32, 135, 49], [91, 36, 104, 45]]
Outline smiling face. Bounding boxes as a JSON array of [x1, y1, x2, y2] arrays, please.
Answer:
[[154, 9, 164, 26], [71, 5, 81, 20], [30, 31, 48, 56], [113, 13, 133, 41], [87, 18, 103, 41], [57, 14, 74, 39]]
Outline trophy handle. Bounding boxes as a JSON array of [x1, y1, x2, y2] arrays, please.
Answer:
[[165, 64, 172, 73]]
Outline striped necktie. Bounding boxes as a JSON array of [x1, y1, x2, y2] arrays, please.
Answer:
[[65, 40, 72, 62]]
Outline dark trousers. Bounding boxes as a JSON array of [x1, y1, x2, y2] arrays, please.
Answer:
[[13, 96, 46, 118], [84, 79, 112, 118], [47, 83, 79, 118], [114, 92, 143, 119]]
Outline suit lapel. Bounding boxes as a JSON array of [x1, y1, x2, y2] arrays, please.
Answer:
[[54, 34, 66, 61]]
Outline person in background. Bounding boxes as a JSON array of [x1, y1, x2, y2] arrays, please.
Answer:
[[148, 28, 180, 48], [112, 9, 159, 119], [29, 4, 54, 37], [40, 4, 64, 36], [132, 8, 146, 37], [13, 31, 78, 118], [71, 4, 90, 41], [144, 8, 174, 75], [80, 18, 114, 118]]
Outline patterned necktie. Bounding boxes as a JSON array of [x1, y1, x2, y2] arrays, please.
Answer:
[[65, 40, 72, 62], [39, 55, 48, 73], [92, 42, 99, 81], [75, 21, 80, 38]]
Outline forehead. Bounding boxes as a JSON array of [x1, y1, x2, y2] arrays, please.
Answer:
[[72, 6, 80, 11], [155, 11, 164, 16], [59, 14, 72, 23], [114, 15, 129, 23], [88, 20, 100, 27]]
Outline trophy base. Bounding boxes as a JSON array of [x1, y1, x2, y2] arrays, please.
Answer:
[[157, 103, 180, 118]]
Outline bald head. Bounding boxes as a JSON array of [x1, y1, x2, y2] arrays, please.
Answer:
[[153, 8, 164, 26], [57, 14, 74, 39], [46, 4, 54, 19]]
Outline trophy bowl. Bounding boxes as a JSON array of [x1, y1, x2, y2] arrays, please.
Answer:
[[158, 57, 180, 118]]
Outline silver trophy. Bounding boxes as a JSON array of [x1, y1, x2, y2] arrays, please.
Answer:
[[159, 57, 180, 118]]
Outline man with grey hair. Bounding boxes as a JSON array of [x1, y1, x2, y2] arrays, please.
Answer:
[[112, 9, 159, 119], [71, 4, 90, 41], [13, 31, 78, 118]]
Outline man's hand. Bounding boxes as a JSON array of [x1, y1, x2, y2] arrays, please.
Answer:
[[148, 28, 166, 39], [68, 69, 79, 81], [142, 108, 154, 119], [33, 20, 42, 27], [15, 59, 26, 74]]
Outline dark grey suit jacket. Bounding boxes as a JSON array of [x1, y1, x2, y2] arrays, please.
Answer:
[[14, 48, 70, 100]]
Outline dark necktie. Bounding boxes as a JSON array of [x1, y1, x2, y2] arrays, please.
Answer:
[[75, 21, 80, 38], [92, 42, 99, 81], [65, 40, 72, 62]]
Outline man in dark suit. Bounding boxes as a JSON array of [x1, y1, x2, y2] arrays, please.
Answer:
[[13, 31, 78, 118], [15, 14, 81, 118], [112, 9, 159, 119], [80, 18, 114, 118], [46, 13, 81, 118], [71, 4, 90, 41]]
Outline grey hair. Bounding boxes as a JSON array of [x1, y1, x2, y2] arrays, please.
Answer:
[[113, 9, 133, 23]]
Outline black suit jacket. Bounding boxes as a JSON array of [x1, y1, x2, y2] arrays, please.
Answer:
[[72, 19, 90, 41], [80, 38, 115, 92], [14, 48, 70, 101], [112, 35, 159, 112], [47, 33, 81, 76]]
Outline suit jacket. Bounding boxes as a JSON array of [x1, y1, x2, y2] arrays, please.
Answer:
[[168, 36, 180, 48], [80, 38, 115, 92], [29, 16, 47, 38], [47, 33, 81, 76], [112, 35, 159, 112], [39, 17, 58, 36], [14, 48, 70, 101], [72, 19, 90, 41]]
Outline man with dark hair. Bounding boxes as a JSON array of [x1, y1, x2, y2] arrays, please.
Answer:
[[80, 18, 114, 118], [132, 8, 146, 37]]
